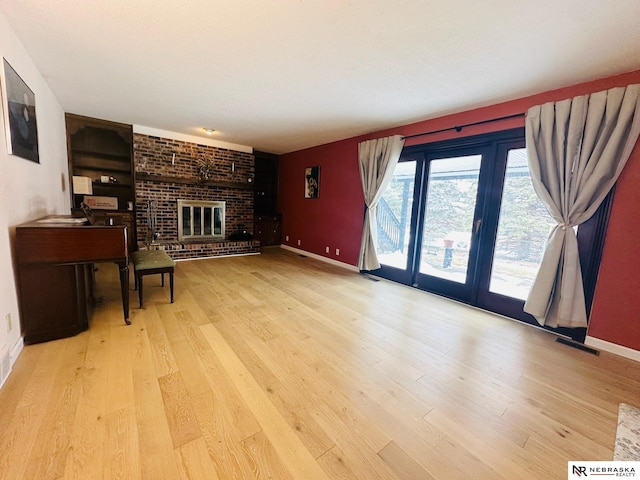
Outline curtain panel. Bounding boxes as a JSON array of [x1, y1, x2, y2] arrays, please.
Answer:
[[524, 84, 640, 328], [357, 135, 405, 271]]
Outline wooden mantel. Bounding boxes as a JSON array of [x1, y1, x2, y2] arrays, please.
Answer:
[[136, 172, 254, 190]]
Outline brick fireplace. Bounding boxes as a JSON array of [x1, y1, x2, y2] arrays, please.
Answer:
[[134, 133, 260, 260]]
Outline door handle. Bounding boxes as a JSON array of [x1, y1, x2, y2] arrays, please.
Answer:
[[474, 218, 482, 235]]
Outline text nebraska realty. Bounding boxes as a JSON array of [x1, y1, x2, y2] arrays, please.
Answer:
[[573, 465, 636, 477]]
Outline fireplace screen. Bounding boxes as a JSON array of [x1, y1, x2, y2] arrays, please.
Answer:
[[177, 199, 225, 241]]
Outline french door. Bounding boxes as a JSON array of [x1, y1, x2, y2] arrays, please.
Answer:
[[373, 128, 609, 340]]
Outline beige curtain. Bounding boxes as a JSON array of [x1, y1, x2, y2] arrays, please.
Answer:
[[357, 135, 405, 270], [524, 84, 640, 328]]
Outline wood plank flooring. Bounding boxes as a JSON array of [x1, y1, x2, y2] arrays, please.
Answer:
[[1, 247, 640, 479]]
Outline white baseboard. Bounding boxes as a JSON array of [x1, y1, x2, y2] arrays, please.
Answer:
[[0, 337, 23, 390], [585, 335, 640, 362], [10, 337, 23, 366], [280, 245, 359, 272]]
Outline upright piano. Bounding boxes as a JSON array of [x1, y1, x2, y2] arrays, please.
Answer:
[[14, 215, 130, 344]]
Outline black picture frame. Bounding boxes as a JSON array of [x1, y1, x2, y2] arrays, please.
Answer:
[[1, 58, 39, 163], [304, 166, 320, 198]]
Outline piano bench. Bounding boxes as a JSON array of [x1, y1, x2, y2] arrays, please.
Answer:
[[130, 250, 176, 308]]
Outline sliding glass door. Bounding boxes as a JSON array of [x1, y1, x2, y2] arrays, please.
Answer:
[[375, 160, 417, 284], [412, 149, 487, 302], [374, 128, 610, 340]]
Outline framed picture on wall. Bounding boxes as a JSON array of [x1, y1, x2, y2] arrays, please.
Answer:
[[305, 166, 320, 198], [1, 58, 39, 163]]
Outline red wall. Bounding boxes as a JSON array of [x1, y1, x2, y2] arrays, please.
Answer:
[[278, 69, 640, 350], [278, 138, 363, 264], [588, 142, 640, 349]]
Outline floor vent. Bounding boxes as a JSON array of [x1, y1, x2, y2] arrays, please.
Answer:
[[556, 337, 600, 355], [0, 345, 10, 388]]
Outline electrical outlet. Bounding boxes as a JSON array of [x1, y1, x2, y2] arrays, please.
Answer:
[[297, 240, 301, 246], [5, 313, 12, 333], [325, 246, 329, 253], [285, 235, 289, 242], [336, 248, 340, 256]]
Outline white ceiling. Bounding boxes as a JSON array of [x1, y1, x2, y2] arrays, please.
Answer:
[[2, 1, 640, 154]]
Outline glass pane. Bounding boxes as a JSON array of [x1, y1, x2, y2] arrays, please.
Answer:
[[214, 208, 222, 235], [376, 160, 416, 269], [182, 206, 191, 237], [489, 149, 555, 299], [204, 208, 212, 235], [194, 207, 202, 235], [419, 155, 481, 283]]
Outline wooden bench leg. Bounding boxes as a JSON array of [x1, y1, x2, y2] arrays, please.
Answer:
[[132, 269, 174, 308], [138, 274, 144, 308], [170, 272, 174, 303], [120, 263, 131, 325], [161, 273, 165, 287]]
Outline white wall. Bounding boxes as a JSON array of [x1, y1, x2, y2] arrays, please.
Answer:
[[0, 10, 69, 386]]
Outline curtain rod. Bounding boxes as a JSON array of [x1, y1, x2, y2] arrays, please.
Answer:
[[402, 112, 525, 140]]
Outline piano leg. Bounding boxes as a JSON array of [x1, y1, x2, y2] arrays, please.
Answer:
[[118, 262, 131, 325]]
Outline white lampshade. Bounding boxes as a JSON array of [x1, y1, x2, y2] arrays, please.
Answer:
[[72, 176, 93, 195]]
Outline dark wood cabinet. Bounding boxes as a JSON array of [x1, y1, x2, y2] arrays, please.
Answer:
[[254, 214, 282, 246]]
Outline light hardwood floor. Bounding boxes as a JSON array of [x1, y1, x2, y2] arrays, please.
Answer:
[[1, 247, 639, 479]]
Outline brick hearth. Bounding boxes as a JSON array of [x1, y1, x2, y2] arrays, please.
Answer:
[[155, 239, 260, 260]]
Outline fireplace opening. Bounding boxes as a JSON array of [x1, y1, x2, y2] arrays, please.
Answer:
[[177, 199, 225, 241]]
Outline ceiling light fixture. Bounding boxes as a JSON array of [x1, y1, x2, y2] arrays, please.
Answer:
[[202, 128, 215, 135]]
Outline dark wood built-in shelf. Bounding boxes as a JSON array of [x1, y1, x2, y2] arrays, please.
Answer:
[[254, 151, 279, 215], [66, 113, 137, 250], [66, 114, 135, 209], [71, 148, 131, 161], [91, 182, 133, 189], [253, 151, 281, 246]]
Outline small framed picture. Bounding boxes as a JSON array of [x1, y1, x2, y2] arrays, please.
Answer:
[[1, 58, 39, 163], [305, 166, 320, 199]]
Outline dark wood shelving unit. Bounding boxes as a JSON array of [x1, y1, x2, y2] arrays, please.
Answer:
[[66, 114, 135, 209], [66, 113, 137, 252], [253, 151, 281, 246], [70, 148, 131, 160]]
